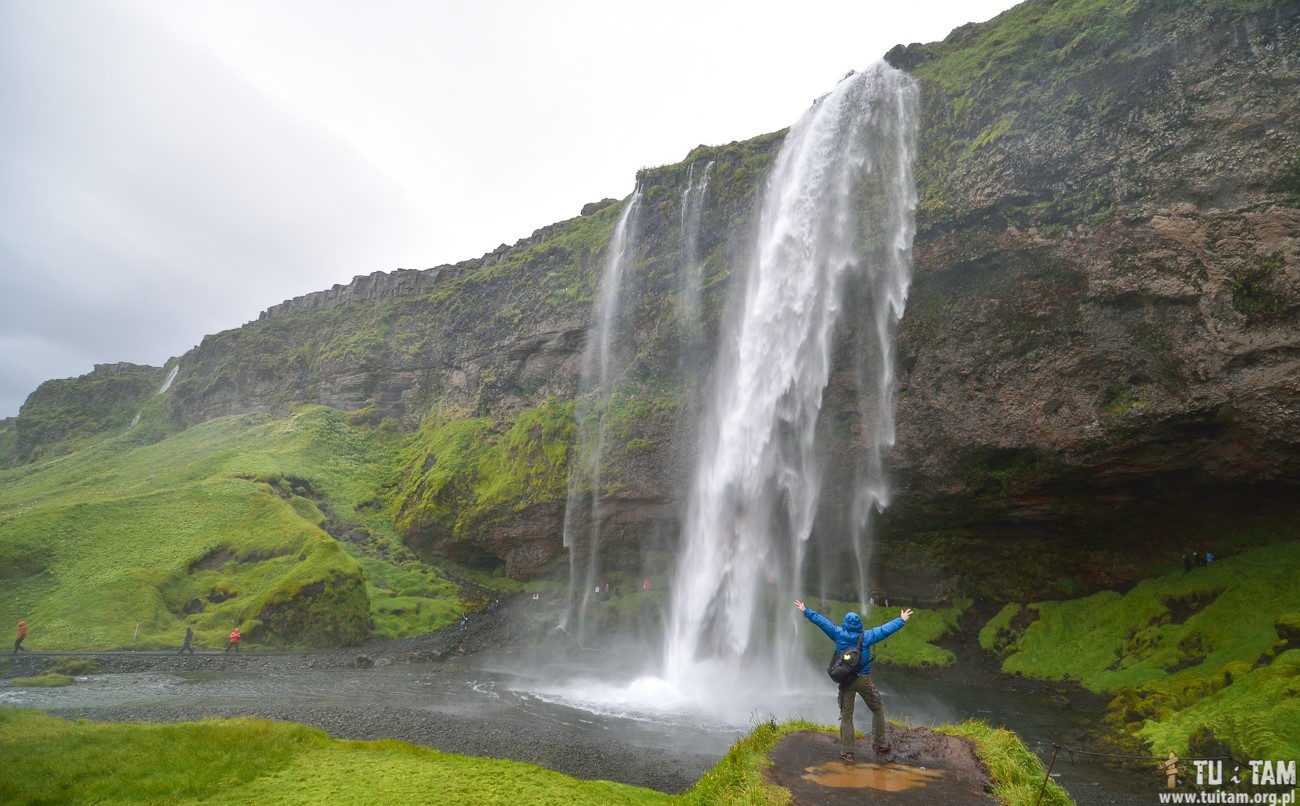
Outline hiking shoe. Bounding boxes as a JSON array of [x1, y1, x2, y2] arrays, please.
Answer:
[[839, 752, 855, 764], [873, 743, 891, 754]]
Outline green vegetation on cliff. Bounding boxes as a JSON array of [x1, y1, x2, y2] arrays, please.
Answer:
[[905, 0, 1286, 231], [391, 398, 573, 561], [11, 364, 167, 464], [979, 540, 1300, 761]]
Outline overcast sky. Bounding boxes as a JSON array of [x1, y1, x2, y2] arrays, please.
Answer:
[[0, 0, 1020, 418]]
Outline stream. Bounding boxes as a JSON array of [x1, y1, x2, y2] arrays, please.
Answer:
[[2, 654, 1158, 803]]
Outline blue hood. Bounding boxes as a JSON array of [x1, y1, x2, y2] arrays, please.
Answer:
[[842, 612, 862, 630]]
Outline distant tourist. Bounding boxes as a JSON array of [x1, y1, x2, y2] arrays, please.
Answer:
[[643, 578, 650, 592], [796, 599, 911, 763], [489, 599, 499, 615], [1205, 550, 1214, 564], [13, 620, 28, 653], [459, 614, 468, 631], [225, 628, 241, 653], [178, 626, 195, 654]]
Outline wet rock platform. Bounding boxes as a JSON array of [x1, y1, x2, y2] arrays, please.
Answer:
[[767, 727, 995, 805]]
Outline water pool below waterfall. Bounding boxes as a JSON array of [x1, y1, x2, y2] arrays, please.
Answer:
[[3, 656, 1157, 803]]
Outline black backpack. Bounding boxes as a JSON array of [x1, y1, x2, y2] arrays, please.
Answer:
[[827, 631, 865, 685]]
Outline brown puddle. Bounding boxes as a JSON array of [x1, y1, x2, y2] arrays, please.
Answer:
[[801, 760, 947, 791]]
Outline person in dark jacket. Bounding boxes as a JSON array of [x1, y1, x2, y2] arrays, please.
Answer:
[[797, 600, 912, 762], [178, 626, 194, 654]]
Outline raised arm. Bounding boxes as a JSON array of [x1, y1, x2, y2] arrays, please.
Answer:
[[796, 599, 840, 641]]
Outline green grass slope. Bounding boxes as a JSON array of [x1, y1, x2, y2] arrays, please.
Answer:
[[0, 406, 464, 649], [980, 539, 1300, 761]]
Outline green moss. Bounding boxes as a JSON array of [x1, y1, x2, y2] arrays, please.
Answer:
[[8, 673, 76, 688], [1229, 252, 1292, 320], [1137, 650, 1300, 761], [391, 398, 573, 559], [248, 540, 371, 646], [978, 603, 1024, 656], [993, 542, 1300, 762], [999, 543, 1300, 693], [1098, 381, 1147, 415]]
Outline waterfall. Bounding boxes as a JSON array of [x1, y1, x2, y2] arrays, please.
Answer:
[[679, 160, 714, 331], [663, 64, 917, 689], [156, 364, 179, 395], [562, 188, 643, 640], [128, 362, 180, 432]]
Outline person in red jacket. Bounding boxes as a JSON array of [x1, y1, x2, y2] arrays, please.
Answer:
[[225, 627, 241, 653], [14, 620, 28, 653]]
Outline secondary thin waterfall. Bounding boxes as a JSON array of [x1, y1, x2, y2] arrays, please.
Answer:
[[663, 64, 917, 688], [679, 160, 714, 331], [562, 188, 643, 640]]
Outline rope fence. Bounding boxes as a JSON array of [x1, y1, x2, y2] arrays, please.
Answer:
[[1033, 743, 1243, 806]]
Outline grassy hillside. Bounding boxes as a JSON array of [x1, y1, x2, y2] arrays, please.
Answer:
[[0, 406, 469, 649], [979, 538, 1300, 760]]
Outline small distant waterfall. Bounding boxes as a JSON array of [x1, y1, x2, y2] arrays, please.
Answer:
[[563, 188, 643, 640], [663, 64, 917, 688], [157, 364, 179, 395], [128, 362, 180, 432]]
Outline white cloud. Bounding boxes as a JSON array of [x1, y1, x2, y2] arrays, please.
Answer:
[[0, 0, 1020, 417]]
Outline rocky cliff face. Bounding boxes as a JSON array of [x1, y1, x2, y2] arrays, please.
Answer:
[[881, 1, 1299, 544], [10, 0, 1298, 594], [12, 363, 166, 462]]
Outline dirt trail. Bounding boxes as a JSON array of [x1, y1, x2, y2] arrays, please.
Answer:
[[766, 727, 996, 805]]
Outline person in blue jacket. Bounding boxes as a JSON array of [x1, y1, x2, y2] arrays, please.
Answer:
[[796, 599, 912, 762]]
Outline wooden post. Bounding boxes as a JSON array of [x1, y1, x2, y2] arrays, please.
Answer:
[[1162, 752, 1179, 788], [1034, 744, 1061, 806]]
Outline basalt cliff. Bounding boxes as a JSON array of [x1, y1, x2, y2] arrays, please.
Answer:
[[7, 0, 1299, 597]]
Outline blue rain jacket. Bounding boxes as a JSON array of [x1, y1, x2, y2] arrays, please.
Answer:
[[803, 607, 905, 675]]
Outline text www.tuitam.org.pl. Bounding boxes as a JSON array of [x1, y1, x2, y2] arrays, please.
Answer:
[[1158, 793, 1295, 805], [1156, 759, 1297, 805]]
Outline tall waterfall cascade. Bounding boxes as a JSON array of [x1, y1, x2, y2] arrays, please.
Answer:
[[562, 187, 643, 639], [664, 64, 917, 690]]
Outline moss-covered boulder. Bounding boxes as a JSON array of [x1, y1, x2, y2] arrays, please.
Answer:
[[1276, 613, 1300, 647], [247, 541, 371, 647]]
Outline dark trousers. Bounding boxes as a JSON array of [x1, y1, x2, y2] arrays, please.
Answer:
[[13, 638, 26, 653], [179, 642, 193, 654], [838, 674, 885, 752], [226, 642, 239, 653]]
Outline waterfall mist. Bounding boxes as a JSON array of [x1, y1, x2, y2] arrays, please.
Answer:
[[663, 64, 917, 692]]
